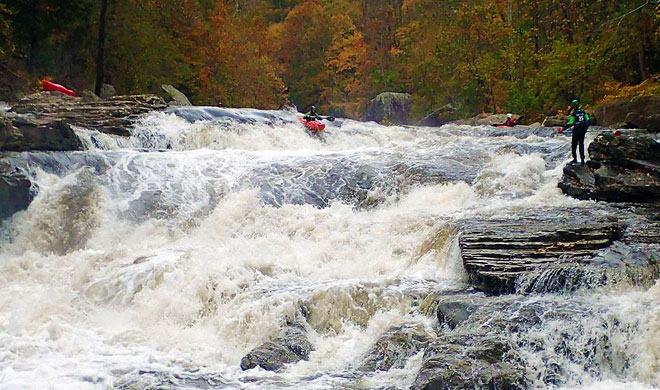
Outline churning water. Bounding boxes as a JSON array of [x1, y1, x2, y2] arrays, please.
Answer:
[[0, 108, 658, 390]]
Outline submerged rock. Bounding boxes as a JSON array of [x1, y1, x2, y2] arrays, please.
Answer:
[[240, 322, 313, 371], [559, 134, 660, 202]]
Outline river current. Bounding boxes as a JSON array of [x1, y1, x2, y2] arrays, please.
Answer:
[[0, 108, 658, 389]]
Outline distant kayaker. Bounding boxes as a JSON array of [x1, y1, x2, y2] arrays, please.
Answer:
[[561, 99, 590, 165], [304, 105, 322, 121], [501, 113, 517, 127]]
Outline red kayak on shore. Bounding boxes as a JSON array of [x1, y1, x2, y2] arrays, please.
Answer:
[[42, 80, 76, 97], [298, 117, 325, 132]]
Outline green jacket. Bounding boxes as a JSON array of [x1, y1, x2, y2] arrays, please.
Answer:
[[305, 111, 321, 121], [566, 108, 590, 129]]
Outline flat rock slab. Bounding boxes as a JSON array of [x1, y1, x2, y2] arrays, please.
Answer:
[[9, 92, 167, 138], [459, 213, 624, 294]]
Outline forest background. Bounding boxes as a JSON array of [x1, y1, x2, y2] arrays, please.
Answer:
[[1, 0, 659, 121]]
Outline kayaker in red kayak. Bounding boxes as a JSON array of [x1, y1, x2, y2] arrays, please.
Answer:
[[303, 105, 322, 121], [501, 113, 517, 127]]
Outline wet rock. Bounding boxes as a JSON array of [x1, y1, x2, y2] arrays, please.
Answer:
[[161, 84, 192, 106], [412, 333, 526, 390], [8, 91, 166, 142], [0, 160, 33, 220], [558, 134, 660, 202], [1, 119, 83, 152], [358, 324, 433, 372], [459, 213, 624, 294], [516, 242, 660, 293], [436, 298, 479, 329], [365, 92, 412, 125], [240, 322, 313, 371]]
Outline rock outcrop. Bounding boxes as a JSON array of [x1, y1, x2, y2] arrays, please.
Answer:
[[459, 213, 624, 294], [0, 92, 167, 152], [364, 92, 412, 125], [594, 95, 660, 131], [240, 322, 314, 371], [558, 134, 660, 202]]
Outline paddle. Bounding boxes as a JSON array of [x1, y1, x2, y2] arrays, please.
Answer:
[[322, 116, 335, 122]]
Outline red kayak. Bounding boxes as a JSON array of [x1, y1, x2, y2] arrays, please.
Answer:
[[298, 117, 325, 132], [42, 80, 76, 97]]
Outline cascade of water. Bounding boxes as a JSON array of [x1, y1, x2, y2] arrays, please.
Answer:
[[0, 108, 658, 390]]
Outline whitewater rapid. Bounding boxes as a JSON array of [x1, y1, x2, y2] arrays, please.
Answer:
[[0, 108, 658, 390]]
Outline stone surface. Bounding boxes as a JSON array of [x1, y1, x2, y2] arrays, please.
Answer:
[[558, 134, 660, 202], [240, 322, 313, 371], [100, 83, 117, 99], [594, 95, 660, 131], [161, 84, 192, 106], [365, 92, 412, 125], [1, 118, 83, 152], [458, 213, 624, 294], [358, 324, 433, 372], [412, 333, 526, 390], [0, 160, 33, 219], [1, 92, 167, 151]]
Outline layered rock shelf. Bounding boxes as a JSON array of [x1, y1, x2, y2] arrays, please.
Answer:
[[1, 92, 166, 152], [458, 214, 625, 294]]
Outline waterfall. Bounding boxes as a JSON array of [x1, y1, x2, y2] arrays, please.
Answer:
[[1, 108, 658, 390]]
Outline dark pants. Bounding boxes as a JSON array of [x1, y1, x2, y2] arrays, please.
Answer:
[[571, 125, 588, 163]]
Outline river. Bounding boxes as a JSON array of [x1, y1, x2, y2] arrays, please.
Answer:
[[0, 108, 658, 389]]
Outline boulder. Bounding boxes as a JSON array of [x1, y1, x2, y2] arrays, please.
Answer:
[[625, 112, 660, 132], [1, 119, 83, 152], [100, 83, 116, 99], [240, 322, 313, 371], [0, 161, 33, 220], [365, 92, 412, 125], [358, 324, 433, 372], [558, 134, 660, 202], [161, 84, 192, 106], [594, 95, 660, 129], [412, 333, 526, 390]]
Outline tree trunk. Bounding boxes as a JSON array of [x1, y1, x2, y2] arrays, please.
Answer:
[[95, 0, 108, 96]]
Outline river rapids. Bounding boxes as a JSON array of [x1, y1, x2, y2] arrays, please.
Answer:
[[0, 108, 659, 390]]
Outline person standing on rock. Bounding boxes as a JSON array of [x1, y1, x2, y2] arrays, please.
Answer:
[[561, 99, 590, 165]]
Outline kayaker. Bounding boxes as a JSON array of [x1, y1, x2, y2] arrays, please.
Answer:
[[560, 99, 590, 165], [304, 105, 322, 121], [501, 113, 517, 127]]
